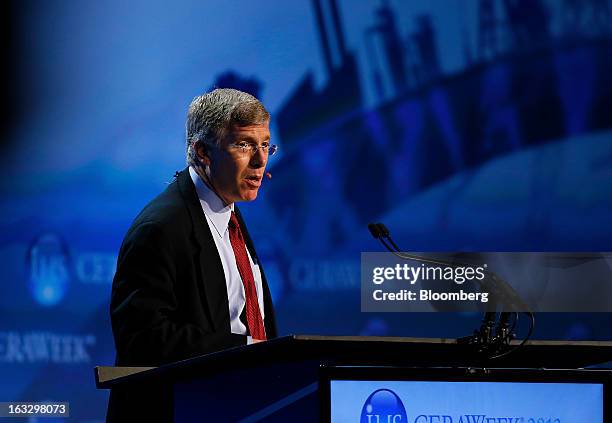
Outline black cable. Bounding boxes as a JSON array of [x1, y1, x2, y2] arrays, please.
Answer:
[[507, 312, 519, 341], [496, 312, 519, 345], [487, 311, 535, 360]]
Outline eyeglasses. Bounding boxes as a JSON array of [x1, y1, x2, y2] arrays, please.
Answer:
[[227, 142, 278, 157]]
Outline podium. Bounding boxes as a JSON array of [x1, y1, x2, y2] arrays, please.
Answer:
[[95, 336, 612, 422]]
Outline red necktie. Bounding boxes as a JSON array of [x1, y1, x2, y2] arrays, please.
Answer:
[[228, 211, 266, 340]]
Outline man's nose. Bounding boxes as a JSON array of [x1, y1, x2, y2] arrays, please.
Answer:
[[250, 147, 267, 167]]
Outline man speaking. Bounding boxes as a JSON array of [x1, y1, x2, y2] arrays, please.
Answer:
[[110, 88, 278, 367]]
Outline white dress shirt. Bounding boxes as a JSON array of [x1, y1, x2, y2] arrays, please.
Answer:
[[189, 167, 265, 342]]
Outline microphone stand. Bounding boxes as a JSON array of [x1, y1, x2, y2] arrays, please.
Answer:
[[367, 223, 534, 359]]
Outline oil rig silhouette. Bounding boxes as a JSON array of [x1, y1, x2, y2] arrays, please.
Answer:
[[222, 0, 612, 253]]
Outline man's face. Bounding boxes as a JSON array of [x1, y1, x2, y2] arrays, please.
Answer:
[[200, 121, 271, 204]]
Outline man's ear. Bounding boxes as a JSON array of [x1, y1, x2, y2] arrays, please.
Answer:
[[195, 142, 211, 167]]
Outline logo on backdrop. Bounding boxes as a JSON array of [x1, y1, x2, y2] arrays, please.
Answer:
[[26, 233, 71, 307], [361, 388, 407, 423], [26, 232, 118, 307], [0, 331, 96, 364]]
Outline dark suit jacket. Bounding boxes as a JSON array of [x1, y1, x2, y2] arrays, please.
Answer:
[[110, 167, 277, 367]]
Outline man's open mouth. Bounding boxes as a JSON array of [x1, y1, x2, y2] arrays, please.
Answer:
[[244, 175, 262, 188]]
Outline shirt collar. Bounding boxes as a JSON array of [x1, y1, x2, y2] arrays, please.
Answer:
[[189, 166, 234, 238]]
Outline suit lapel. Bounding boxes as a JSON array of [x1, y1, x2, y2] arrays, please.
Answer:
[[176, 168, 230, 332]]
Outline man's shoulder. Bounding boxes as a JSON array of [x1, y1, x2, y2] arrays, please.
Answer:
[[127, 178, 191, 239]]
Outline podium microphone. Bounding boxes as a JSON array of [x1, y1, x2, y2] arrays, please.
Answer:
[[366, 221, 533, 359], [367, 223, 396, 255], [368, 222, 457, 267]]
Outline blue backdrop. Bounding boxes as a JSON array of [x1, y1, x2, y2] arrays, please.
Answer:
[[1, 0, 612, 420]]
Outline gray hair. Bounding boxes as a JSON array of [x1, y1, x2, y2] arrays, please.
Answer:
[[185, 88, 270, 168]]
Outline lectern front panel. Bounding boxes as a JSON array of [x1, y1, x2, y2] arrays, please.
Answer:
[[322, 368, 609, 423]]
